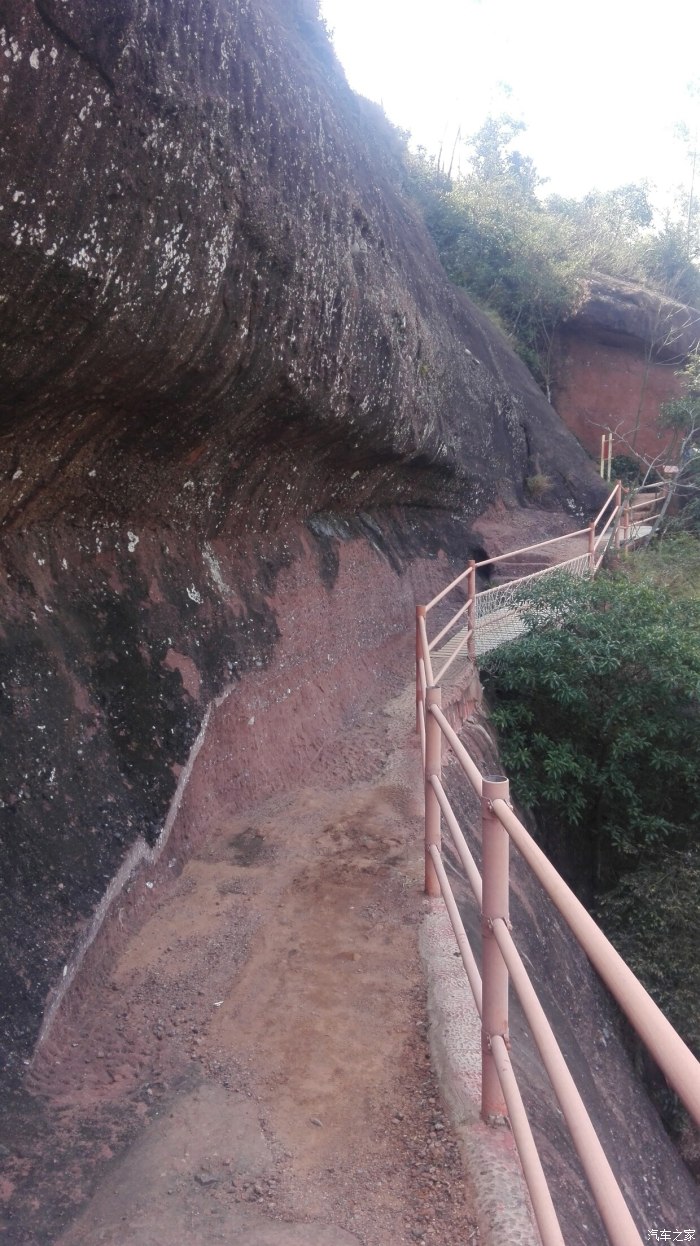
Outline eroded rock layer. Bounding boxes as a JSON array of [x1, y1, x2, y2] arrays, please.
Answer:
[[0, 0, 599, 527], [551, 276, 700, 463]]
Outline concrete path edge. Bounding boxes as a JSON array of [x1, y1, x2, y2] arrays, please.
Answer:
[[419, 903, 542, 1246]]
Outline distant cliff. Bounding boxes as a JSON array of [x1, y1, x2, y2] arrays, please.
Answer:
[[551, 276, 700, 464]]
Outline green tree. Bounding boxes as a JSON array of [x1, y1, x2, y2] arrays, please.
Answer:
[[404, 112, 700, 399], [480, 573, 700, 887], [598, 850, 700, 1057], [651, 348, 700, 532], [547, 183, 654, 279], [623, 532, 700, 597], [641, 218, 700, 307], [631, 83, 700, 303], [480, 564, 700, 1157], [405, 117, 584, 395]]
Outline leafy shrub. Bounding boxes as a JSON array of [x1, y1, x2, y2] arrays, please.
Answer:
[[623, 533, 700, 598], [480, 572, 700, 884], [525, 473, 552, 500], [610, 454, 657, 487], [598, 850, 700, 1057], [480, 563, 700, 1147]]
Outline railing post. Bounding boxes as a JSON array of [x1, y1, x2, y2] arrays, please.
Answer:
[[587, 522, 596, 573], [424, 685, 442, 897], [613, 479, 622, 548], [481, 774, 510, 1121], [416, 605, 426, 734], [467, 559, 477, 660]]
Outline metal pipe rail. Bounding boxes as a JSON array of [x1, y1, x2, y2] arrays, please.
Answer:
[[422, 481, 633, 681], [592, 481, 622, 529], [428, 837, 565, 1246], [429, 773, 482, 906], [428, 843, 483, 1014], [594, 499, 620, 550], [417, 611, 434, 688], [473, 552, 590, 602], [425, 478, 663, 624], [432, 625, 474, 686], [489, 1034, 566, 1246], [628, 495, 664, 513], [412, 476, 690, 1242], [419, 704, 646, 1239], [428, 597, 472, 652], [473, 527, 590, 571], [416, 673, 699, 1243], [492, 798, 700, 1124], [417, 658, 427, 766], [425, 565, 471, 613], [491, 916, 643, 1246], [428, 702, 484, 795]]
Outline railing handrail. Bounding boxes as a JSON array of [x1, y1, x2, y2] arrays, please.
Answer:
[[425, 565, 471, 613], [426, 696, 700, 1122], [492, 796, 700, 1123], [473, 526, 590, 573], [414, 477, 698, 1239], [428, 477, 667, 615], [627, 496, 664, 514], [428, 702, 484, 794], [592, 481, 621, 529], [491, 914, 643, 1246], [418, 689, 700, 1241], [428, 597, 472, 653], [474, 553, 589, 603], [425, 517, 600, 613], [423, 476, 668, 667], [594, 503, 619, 550], [417, 612, 434, 689]]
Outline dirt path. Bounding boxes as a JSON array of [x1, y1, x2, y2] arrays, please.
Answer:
[[5, 678, 479, 1246]]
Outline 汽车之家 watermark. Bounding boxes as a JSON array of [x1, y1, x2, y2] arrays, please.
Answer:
[[646, 1233, 695, 1242]]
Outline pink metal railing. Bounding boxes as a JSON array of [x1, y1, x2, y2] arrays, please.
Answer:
[[418, 690, 700, 1244], [414, 480, 697, 1246], [416, 480, 669, 714]]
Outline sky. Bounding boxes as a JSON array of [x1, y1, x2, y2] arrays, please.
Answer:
[[318, 0, 700, 205]]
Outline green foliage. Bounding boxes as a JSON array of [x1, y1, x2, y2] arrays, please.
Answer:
[[660, 348, 700, 434], [481, 573, 700, 875], [623, 533, 700, 598], [641, 219, 700, 307], [658, 350, 700, 535], [547, 184, 653, 277], [404, 117, 585, 394], [481, 562, 700, 1094], [647, 93, 700, 305], [598, 851, 700, 1056], [404, 113, 700, 394], [666, 498, 700, 538], [610, 453, 651, 487], [524, 473, 551, 500]]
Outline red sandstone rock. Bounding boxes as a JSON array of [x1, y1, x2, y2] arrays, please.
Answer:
[[551, 276, 700, 464]]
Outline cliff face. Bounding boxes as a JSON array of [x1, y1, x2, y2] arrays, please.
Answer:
[[0, 0, 599, 527], [0, 0, 604, 1093], [551, 277, 700, 464]]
